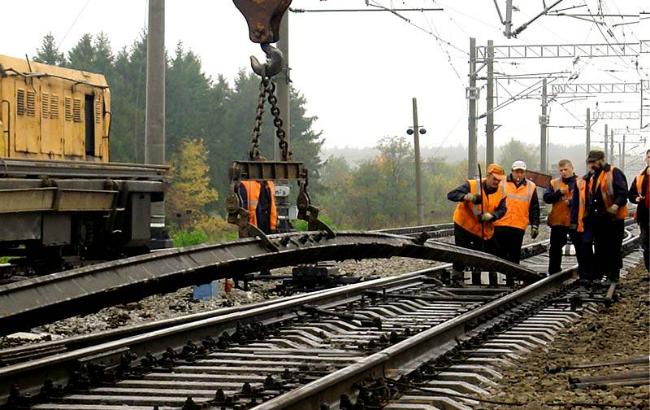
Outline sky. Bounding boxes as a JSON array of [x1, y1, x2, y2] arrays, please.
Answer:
[[0, 0, 648, 156]]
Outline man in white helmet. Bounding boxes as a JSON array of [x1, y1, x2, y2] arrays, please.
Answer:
[[494, 160, 540, 285]]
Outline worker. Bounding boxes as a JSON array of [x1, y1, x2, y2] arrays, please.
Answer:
[[628, 149, 650, 271], [447, 163, 507, 285], [239, 180, 278, 235], [543, 159, 582, 274], [494, 161, 540, 285], [571, 150, 628, 283], [238, 180, 277, 278]]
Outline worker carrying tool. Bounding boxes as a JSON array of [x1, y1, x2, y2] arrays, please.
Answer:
[[447, 163, 507, 285], [494, 160, 540, 285], [628, 149, 650, 272], [571, 150, 628, 284], [543, 159, 583, 275]]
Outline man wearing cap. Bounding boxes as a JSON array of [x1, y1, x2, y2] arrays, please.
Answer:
[[447, 163, 508, 285], [628, 149, 650, 271], [544, 159, 583, 274], [571, 150, 628, 283], [494, 161, 540, 284]]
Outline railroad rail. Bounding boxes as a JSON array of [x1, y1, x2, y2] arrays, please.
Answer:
[[1, 227, 639, 408], [0, 232, 542, 335]]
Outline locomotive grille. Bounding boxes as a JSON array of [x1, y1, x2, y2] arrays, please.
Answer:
[[64, 97, 72, 122], [73, 98, 82, 123], [42, 93, 50, 119], [26, 91, 36, 117], [50, 95, 59, 119], [16, 89, 25, 116], [95, 97, 102, 123]]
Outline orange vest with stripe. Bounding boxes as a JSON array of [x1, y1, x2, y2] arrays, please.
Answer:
[[495, 179, 536, 231], [576, 167, 628, 231], [453, 179, 506, 240], [240, 180, 278, 232], [576, 178, 587, 232], [634, 170, 648, 220], [547, 178, 572, 227]]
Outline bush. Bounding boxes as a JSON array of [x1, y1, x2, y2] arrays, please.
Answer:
[[172, 229, 208, 247]]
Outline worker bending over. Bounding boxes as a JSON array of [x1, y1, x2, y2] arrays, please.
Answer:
[[543, 159, 583, 275], [628, 149, 649, 271], [447, 163, 507, 285], [494, 161, 540, 285], [571, 150, 628, 283]]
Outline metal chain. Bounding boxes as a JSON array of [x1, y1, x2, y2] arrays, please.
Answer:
[[249, 76, 269, 160], [265, 80, 290, 161], [249, 75, 290, 162]]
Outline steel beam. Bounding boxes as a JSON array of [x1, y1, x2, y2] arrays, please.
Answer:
[[0, 232, 541, 335], [551, 82, 647, 95], [476, 40, 650, 60]]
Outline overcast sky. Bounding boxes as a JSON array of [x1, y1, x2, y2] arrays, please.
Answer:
[[0, 0, 647, 155]]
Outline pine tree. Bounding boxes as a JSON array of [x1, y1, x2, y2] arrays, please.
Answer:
[[33, 33, 65, 66]]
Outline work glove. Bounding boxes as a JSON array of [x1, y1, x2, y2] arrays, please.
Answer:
[[530, 226, 539, 239], [635, 195, 645, 204], [606, 204, 619, 215], [478, 212, 494, 222], [569, 223, 577, 231], [464, 193, 482, 204]]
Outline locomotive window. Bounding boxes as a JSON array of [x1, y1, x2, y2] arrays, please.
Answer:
[[26, 91, 36, 117], [42, 93, 50, 119], [84, 94, 95, 156], [50, 95, 59, 119], [73, 98, 82, 123], [64, 97, 72, 122], [16, 89, 25, 116]]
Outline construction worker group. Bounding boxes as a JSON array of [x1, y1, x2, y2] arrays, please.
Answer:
[[448, 149, 649, 286]]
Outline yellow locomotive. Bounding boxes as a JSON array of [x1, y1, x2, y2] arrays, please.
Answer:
[[0, 55, 167, 272]]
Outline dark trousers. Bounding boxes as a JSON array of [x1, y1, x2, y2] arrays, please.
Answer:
[[581, 218, 625, 281], [640, 222, 649, 271], [453, 224, 485, 271], [494, 226, 525, 264], [548, 226, 583, 275]]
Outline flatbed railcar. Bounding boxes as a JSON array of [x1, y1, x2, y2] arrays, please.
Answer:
[[0, 54, 167, 272]]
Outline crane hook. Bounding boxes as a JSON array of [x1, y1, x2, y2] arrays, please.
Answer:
[[251, 43, 284, 78]]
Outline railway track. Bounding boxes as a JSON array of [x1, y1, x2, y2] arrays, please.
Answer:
[[1, 225, 639, 409]]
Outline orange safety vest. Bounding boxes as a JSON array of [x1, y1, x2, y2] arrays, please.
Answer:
[[240, 180, 278, 232], [576, 178, 586, 232], [495, 179, 536, 231], [452, 179, 506, 240], [576, 167, 628, 231], [547, 178, 573, 227]]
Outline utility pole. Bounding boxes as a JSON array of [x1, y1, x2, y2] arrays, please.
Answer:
[[274, 13, 291, 231], [409, 98, 425, 226], [275, 13, 290, 159], [145, 0, 165, 226], [540, 78, 548, 173], [468, 37, 478, 178], [621, 134, 626, 174], [604, 124, 608, 160], [504, 0, 513, 38], [610, 129, 615, 165], [586, 107, 591, 156], [486, 40, 495, 165]]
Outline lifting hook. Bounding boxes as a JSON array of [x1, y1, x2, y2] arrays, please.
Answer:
[[251, 43, 284, 78]]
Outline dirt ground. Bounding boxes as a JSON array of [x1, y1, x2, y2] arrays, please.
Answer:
[[479, 262, 650, 409]]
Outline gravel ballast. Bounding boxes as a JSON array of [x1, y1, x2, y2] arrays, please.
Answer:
[[479, 262, 649, 409]]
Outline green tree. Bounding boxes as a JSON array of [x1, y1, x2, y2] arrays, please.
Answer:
[[167, 137, 218, 227], [498, 138, 539, 172], [33, 33, 65, 66]]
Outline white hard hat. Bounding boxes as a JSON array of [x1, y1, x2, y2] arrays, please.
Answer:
[[511, 160, 527, 171]]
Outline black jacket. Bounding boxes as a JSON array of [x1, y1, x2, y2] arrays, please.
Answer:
[[570, 164, 628, 225]]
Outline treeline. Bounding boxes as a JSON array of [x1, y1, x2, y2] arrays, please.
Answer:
[[33, 32, 323, 219]]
